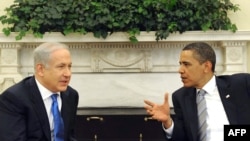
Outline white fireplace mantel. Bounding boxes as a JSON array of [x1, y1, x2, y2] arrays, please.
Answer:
[[0, 31, 249, 107]]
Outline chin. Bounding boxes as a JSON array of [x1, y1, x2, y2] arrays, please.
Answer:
[[58, 87, 67, 92], [183, 83, 192, 88]]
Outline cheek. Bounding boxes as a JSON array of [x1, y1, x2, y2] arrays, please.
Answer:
[[186, 68, 200, 79], [44, 75, 54, 84], [190, 70, 203, 81], [44, 72, 58, 81], [186, 67, 197, 76]]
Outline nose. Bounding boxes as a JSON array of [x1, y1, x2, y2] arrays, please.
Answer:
[[178, 65, 184, 74], [63, 67, 71, 77]]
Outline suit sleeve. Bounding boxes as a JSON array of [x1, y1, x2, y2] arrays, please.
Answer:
[[0, 92, 27, 141]]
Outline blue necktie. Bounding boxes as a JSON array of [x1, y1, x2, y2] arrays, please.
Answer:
[[51, 94, 64, 141]]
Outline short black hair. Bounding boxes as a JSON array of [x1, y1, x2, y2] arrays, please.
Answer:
[[183, 42, 216, 72]]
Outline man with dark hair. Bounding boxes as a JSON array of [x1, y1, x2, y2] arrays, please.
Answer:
[[144, 42, 250, 141]]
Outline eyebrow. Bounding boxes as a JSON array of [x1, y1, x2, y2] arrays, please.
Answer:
[[179, 61, 190, 64]]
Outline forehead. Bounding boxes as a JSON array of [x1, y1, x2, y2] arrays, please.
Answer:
[[179, 50, 199, 63], [49, 49, 71, 62], [180, 50, 194, 59], [50, 49, 70, 58]]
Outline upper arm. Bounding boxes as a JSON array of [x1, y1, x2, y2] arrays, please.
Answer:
[[0, 93, 27, 141]]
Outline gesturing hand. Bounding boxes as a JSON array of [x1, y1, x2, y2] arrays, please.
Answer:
[[144, 92, 173, 128]]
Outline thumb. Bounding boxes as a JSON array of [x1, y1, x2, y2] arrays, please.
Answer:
[[163, 92, 170, 106]]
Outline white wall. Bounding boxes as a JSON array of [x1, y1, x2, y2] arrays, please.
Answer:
[[229, 0, 250, 30]]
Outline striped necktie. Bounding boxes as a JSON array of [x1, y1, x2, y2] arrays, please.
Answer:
[[51, 94, 64, 141], [197, 89, 207, 141]]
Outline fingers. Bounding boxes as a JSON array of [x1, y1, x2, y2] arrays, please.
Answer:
[[144, 100, 153, 111], [144, 100, 155, 115], [146, 109, 152, 115], [144, 100, 154, 107]]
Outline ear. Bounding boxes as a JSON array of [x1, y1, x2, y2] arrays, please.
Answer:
[[204, 61, 212, 73], [36, 64, 45, 76]]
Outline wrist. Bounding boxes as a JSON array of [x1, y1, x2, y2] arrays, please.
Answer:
[[163, 117, 172, 129]]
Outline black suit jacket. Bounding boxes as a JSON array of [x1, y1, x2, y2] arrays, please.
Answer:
[[168, 73, 250, 141], [0, 76, 79, 141]]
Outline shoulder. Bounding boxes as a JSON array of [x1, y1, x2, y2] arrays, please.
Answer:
[[216, 73, 250, 87], [66, 86, 78, 94], [172, 87, 196, 98], [0, 76, 35, 111], [1, 76, 34, 96], [217, 73, 250, 82], [64, 85, 79, 100], [174, 87, 192, 94]]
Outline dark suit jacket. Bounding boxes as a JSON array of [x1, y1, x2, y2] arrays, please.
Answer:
[[168, 73, 250, 141], [0, 76, 79, 141]]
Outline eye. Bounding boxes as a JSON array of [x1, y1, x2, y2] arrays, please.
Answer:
[[180, 62, 191, 67], [57, 65, 65, 69]]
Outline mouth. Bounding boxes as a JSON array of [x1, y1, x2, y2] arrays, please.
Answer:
[[60, 80, 69, 85], [181, 77, 187, 82], [181, 76, 186, 79]]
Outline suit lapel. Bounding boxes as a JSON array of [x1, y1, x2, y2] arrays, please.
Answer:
[[184, 88, 199, 141], [28, 77, 51, 141], [216, 78, 237, 124]]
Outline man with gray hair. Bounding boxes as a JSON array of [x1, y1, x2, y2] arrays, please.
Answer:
[[0, 42, 79, 141]]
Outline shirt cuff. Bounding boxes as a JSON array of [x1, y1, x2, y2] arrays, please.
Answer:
[[162, 120, 174, 139]]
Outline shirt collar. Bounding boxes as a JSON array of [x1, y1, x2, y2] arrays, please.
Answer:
[[35, 78, 60, 100], [199, 75, 216, 95]]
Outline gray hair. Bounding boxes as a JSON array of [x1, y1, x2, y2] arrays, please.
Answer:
[[33, 42, 69, 68]]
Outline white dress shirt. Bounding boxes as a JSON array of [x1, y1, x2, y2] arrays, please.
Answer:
[[164, 75, 229, 141], [35, 79, 62, 141]]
